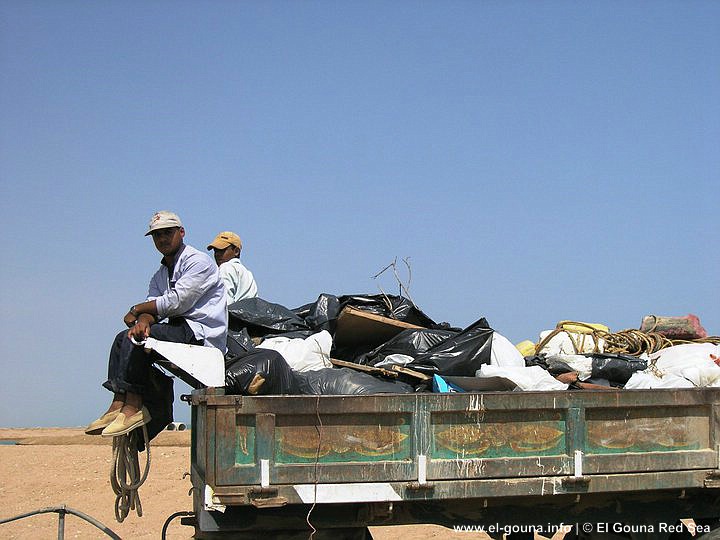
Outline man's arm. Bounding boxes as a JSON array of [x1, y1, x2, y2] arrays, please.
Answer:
[[124, 302, 159, 341], [218, 263, 238, 302], [123, 250, 218, 340], [154, 255, 218, 317], [124, 300, 159, 324]]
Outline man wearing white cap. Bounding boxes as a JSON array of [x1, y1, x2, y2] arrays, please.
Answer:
[[85, 211, 228, 437], [207, 231, 258, 304]]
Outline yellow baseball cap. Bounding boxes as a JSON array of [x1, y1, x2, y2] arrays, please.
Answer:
[[207, 231, 242, 251]]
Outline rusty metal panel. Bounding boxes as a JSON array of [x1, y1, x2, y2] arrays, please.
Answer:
[[275, 461, 415, 485], [215, 409, 261, 486], [711, 403, 720, 453], [427, 411, 570, 479], [191, 393, 205, 480], [197, 387, 720, 499], [213, 394, 420, 415], [193, 387, 225, 488], [213, 396, 420, 486], [582, 405, 716, 473], [274, 414, 412, 463], [424, 392, 575, 480], [431, 411, 566, 456], [585, 406, 710, 453], [586, 450, 716, 474], [208, 470, 713, 506], [271, 410, 416, 484], [429, 455, 571, 482], [230, 416, 257, 466]]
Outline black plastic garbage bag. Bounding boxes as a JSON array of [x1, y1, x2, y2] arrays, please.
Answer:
[[295, 367, 414, 395], [338, 294, 438, 328], [292, 293, 342, 333], [524, 355, 575, 375], [228, 297, 309, 336], [524, 353, 647, 387], [590, 353, 647, 384], [409, 318, 494, 376], [226, 328, 255, 366], [225, 349, 300, 395], [293, 293, 442, 334], [359, 328, 460, 366]]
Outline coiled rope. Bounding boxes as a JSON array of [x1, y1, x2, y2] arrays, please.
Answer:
[[110, 425, 151, 523], [535, 321, 720, 357]]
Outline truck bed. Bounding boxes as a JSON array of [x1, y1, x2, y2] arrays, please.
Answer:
[[189, 387, 720, 538]]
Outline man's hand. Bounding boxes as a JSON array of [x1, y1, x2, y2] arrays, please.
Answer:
[[124, 300, 158, 330], [128, 318, 151, 341]]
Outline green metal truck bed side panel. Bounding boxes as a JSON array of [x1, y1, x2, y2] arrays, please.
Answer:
[[274, 412, 413, 463], [192, 388, 720, 495]]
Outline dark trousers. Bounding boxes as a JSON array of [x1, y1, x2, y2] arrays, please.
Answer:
[[103, 319, 201, 396]]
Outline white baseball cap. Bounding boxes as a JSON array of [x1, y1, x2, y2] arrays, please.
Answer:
[[145, 211, 183, 236]]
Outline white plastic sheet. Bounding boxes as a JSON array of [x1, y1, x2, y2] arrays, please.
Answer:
[[142, 337, 225, 387], [625, 343, 720, 389], [490, 332, 526, 367], [375, 354, 415, 368], [624, 372, 696, 389], [257, 330, 333, 372], [476, 364, 568, 391]]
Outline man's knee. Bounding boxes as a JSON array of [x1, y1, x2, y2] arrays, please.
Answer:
[[113, 329, 128, 346]]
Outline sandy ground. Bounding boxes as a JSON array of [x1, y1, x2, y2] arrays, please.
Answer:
[[0, 428, 563, 540]]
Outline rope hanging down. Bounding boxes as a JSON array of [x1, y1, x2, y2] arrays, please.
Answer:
[[110, 425, 151, 523]]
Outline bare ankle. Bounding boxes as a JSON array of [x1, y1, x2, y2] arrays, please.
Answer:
[[120, 403, 140, 416], [107, 394, 125, 413], [120, 392, 143, 416]]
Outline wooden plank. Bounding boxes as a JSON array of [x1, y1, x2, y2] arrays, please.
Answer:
[[330, 358, 398, 378], [333, 306, 426, 348], [390, 364, 432, 382]]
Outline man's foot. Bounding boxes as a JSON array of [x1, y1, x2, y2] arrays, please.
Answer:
[[84, 410, 122, 435], [101, 407, 151, 438]]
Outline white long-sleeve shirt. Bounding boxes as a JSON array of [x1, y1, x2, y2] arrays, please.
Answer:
[[147, 244, 228, 351], [219, 258, 258, 304]]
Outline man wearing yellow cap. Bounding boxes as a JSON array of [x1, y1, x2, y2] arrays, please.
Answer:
[[207, 231, 258, 304]]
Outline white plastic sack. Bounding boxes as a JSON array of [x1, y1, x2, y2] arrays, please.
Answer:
[[649, 343, 720, 369], [257, 330, 333, 372], [647, 343, 720, 387], [537, 329, 605, 356], [625, 343, 720, 388], [375, 354, 415, 368], [476, 365, 568, 391], [624, 371, 696, 389], [490, 332, 526, 367], [682, 367, 720, 387]]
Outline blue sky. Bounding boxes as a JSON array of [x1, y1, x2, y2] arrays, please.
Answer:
[[1, 1, 717, 427]]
